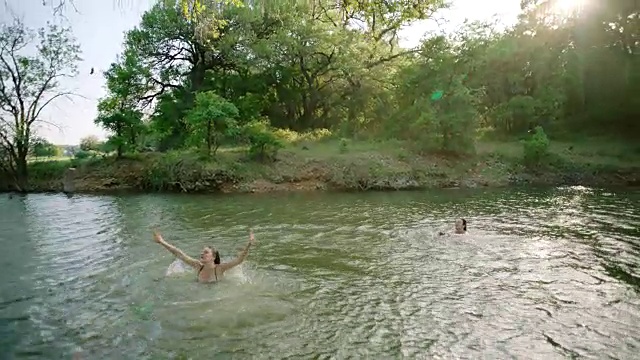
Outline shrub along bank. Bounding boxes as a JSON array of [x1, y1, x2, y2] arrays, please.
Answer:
[[5, 132, 640, 194]]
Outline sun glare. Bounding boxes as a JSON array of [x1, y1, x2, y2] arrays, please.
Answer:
[[550, 0, 586, 15]]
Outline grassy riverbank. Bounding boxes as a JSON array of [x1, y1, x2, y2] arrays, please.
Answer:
[[4, 137, 639, 194]]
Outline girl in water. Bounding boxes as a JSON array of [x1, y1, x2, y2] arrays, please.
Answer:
[[438, 218, 467, 236], [153, 229, 256, 283]]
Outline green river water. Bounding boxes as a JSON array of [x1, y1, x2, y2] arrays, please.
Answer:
[[0, 186, 639, 359]]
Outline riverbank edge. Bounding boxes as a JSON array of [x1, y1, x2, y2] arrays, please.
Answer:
[[4, 174, 639, 197], [3, 145, 640, 195]]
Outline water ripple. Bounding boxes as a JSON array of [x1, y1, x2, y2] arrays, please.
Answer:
[[0, 188, 638, 358]]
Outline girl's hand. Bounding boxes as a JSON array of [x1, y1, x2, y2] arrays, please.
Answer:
[[153, 230, 162, 243]]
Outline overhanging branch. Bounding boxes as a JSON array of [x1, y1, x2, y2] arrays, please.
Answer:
[[30, 91, 81, 125], [365, 49, 420, 69]]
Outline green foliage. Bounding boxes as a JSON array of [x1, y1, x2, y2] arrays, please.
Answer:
[[99, 139, 118, 154], [90, 0, 636, 169], [185, 91, 240, 156], [241, 119, 283, 161], [139, 152, 185, 191], [273, 128, 333, 144], [79, 135, 102, 151], [148, 90, 192, 151], [14, 0, 640, 193], [522, 126, 550, 168], [28, 159, 70, 181], [94, 48, 148, 158], [31, 138, 60, 158], [138, 151, 237, 192], [74, 150, 92, 160], [392, 37, 479, 155], [339, 138, 348, 154]]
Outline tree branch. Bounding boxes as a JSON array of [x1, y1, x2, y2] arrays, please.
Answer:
[[33, 118, 62, 131], [26, 72, 59, 123], [30, 91, 80, 125], [138, 77, 182, 108], [0, 72, 19, 116], [0, 47, 22, 117], [6, 33, 26, 118], [0, 125, 18, 161], [365, 49, 421, 69]]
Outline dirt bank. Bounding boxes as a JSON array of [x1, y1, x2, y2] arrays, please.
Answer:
[[3, 140, 639, 195]]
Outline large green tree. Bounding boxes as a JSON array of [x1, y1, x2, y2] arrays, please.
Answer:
[[96, 0, 638, 159], [95, 49, 149, 158]]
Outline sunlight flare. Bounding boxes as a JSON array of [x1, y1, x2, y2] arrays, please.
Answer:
[[550, 0, 587, 15]]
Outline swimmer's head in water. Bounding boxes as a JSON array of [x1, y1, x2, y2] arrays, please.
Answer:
[[201, 246, 221, 264], [455, 218, 467, 234]]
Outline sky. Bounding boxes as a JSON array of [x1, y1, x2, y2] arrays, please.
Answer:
[[1, 0, 521, 145]]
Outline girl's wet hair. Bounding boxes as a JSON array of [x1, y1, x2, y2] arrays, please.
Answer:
[[204, 245, 221, 264]]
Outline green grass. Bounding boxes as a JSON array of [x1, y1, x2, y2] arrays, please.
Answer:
[[28, 155, 73, 163], [7, 135, 638, 194], [477, 138, 639, 169], [25, 137, 639, 173], [279, 138, 409, 159]]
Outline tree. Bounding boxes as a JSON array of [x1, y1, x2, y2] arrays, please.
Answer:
[[94, 109, 143, 158], [79, 135, 101, 151], [96, 0, 637, 163], [185, 91, 239, 156], [31, 137, 60, 158], [109, 0, 449, 140], [94, 49, 148, 158], [0, 18, 81, 191]]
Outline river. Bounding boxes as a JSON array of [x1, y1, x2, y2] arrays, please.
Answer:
[[0, 186, 638, 359]]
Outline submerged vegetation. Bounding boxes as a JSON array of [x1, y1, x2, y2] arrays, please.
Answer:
[[1, 0, 638, 193]]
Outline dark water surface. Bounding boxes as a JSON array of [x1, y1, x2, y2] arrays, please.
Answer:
[[0, 186, 638, 359]]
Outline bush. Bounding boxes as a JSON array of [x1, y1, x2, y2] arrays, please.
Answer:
[[339, 138, 348, 153], [74, 150, 91, 159], [522, 126, 550, 168], [185, 91, 240, 156], [272, 128, 333, 144], [138, 151, 235, 192], [74, 149, 103, 161], [242, 120, 284, 162], [29, 160, 70, 180], [141, 151, 197, 191]]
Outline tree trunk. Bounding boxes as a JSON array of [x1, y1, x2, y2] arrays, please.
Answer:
[[116, 123, 123, 159], [15, 149, 28, 192], [129, 126, 137, 151], [206, 120, 212, 156]]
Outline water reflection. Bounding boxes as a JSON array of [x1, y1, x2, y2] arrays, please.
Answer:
[[0, 187, 638, 359], [0, 194, 37, 357], [20, 194, 127, 358]]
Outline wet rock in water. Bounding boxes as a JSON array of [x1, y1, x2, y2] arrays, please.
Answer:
[[63, 168, 76, 194]]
